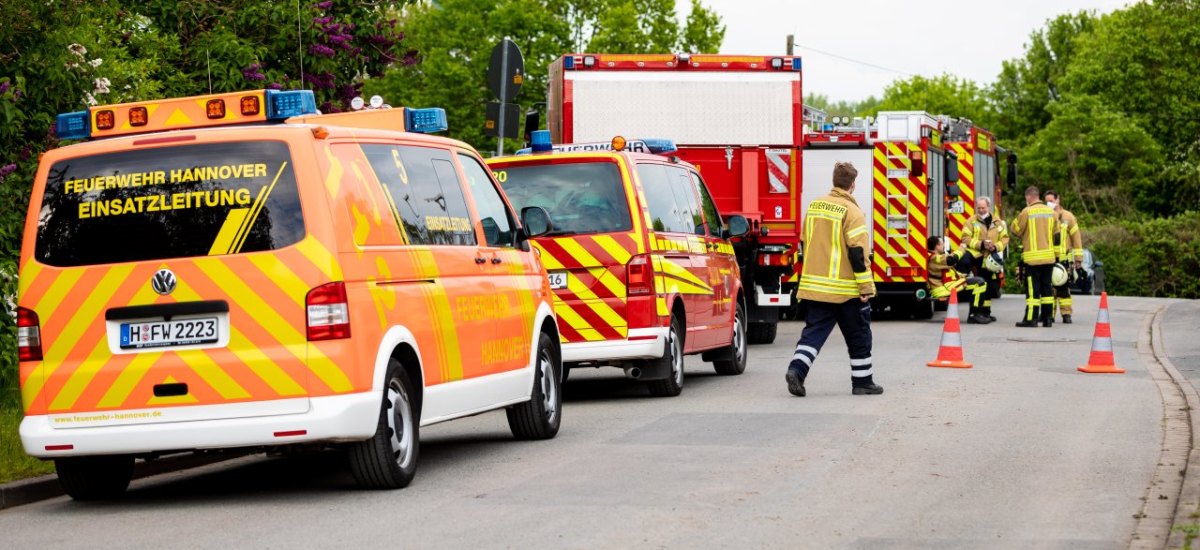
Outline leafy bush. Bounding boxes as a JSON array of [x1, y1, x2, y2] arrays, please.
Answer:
[[1087, 212, 1200, 299]]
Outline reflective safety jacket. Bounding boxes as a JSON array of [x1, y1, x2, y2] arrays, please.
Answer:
[[798, 187, 875, 303], [961, 214, 1010, 259], [1009, 201, 1057, 266], [1054, 208, 1084, 263]]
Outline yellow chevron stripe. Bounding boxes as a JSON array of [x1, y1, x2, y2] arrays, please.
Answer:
[[247, 255, 308, 309], [557, 238, 602, 267], [195, 258, 352, 392], [593, 235, 633, 264], [25, 265, 133, 407], [656, 258, 711, 291], [18, 260, 43, 300], [32, 269, 85, 322], [553, 295, 605, 342], [590, 266, 627, 302], [564, 275, 626, 329], [96, 352, 164, 409], [322, 145, 343, 198], [295, 236, 343, 281]]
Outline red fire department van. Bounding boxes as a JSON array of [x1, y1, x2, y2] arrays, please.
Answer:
[[487, 133, 750, 397]]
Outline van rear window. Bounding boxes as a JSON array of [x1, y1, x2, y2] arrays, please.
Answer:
[[35, 141, 305, 267], [494, 161, 632, 235]]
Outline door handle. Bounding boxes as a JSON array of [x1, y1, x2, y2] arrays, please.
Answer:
[[475, 257, 487, 264], [490, 257, 503, 264]]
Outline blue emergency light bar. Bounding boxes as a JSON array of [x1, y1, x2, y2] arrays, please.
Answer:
[[515, 136, 678, 156], [56, 112, 91, 141], [265, 89, 318, 119], [405, 107, 448, 133]]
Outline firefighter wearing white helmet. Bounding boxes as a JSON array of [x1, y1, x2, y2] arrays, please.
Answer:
[[957, 197, 1009, 322], [1044, 190, 1083, 324]]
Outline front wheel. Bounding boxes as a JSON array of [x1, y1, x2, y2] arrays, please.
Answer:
[[348, 359, 419, 489], [647, 316, 685, 397], [506, 331, 562, 440], [55, 455, 135, 500], [712, 301, 748, 375]]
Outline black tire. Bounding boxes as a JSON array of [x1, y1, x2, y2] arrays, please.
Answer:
[[912, 298, 934, 320], [712, 301, 748, 375], [934, 299, 948, 312], [647, 316, 685, 397], [55, 455, 134, 501], [507, 332, 562, 440], [349, 359, 419, 489], [747, 321, 778, 345]]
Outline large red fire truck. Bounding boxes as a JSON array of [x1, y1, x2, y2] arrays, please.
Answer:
[[545, 53, 804, 343]]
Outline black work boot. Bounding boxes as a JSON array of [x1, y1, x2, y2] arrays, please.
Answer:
[[852, 384, 884, 395], [967, 313, 992, 324], [1015, 320, 1038, 327], [1062, 314, 1072, 324], [785, 370, 806, 397]]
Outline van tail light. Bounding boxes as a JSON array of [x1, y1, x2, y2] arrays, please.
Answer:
[[306, 282, 351, 341], [626, 254, 655, 296], [17, 307, 43, 361]]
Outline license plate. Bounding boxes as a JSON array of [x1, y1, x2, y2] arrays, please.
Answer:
[[547, 271, 569, 290], [120, 318, 218, 350]]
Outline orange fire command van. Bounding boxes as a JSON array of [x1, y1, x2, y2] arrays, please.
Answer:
[[486, 133, 750, 397], [16, 89, 562, 499]]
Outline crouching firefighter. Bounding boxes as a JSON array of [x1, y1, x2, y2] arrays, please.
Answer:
[[786, 161, 882, 397], [927, 236, 989, 324]]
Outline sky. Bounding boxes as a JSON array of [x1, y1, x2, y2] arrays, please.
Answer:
[[687, 0, 1132, 102]]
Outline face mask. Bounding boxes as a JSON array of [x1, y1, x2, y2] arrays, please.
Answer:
[[1046, 201, 1057, 209]]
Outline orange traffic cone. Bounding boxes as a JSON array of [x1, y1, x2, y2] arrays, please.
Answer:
[[927, 290, 972, 369], [1079, 292, 1125, 374]]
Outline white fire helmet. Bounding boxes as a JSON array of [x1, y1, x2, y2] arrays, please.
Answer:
[[984, 252, 1004, 274], [1051, 263, 1069, 287]]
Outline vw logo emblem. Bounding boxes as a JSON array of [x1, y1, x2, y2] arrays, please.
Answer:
[[151, 269, 177, 295]]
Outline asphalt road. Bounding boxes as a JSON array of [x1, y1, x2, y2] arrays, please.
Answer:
[[0, 295, 1178, 549]]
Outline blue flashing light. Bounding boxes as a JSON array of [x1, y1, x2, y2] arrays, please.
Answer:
[[265, 89, 318, 119], [56, 111, 91, 140], [405, 107, 448, 133], [791, 58, 802, 71], [823, 123, 834, 132], [531, 130, 553, 152], [563, 56, 576, 70], [640, 138, 677, 155]]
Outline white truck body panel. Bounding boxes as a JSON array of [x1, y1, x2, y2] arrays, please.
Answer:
[[801, 147, 875, 251]]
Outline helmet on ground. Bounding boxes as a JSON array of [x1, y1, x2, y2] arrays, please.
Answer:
[[1051, 263, 1069, 286], [984, 252, 1004, 274]]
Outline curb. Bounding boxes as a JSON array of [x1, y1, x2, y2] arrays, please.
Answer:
[[1130, 301, 1197, 549], [0, 451, 238, 511]]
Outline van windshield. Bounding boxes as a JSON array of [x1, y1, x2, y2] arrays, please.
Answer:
[[36, 141, 305, 267], [494, 160, 632, 235]]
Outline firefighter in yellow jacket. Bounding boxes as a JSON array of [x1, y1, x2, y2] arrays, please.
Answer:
[[1009, 185, 1058, 327], [1044, 190, 1083, 323], [957, 197, 1009, 322], [928, 235, 989, 323], [787, 161, 882, 397]]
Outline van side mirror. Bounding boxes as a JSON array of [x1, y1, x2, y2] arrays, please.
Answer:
[[724, 214, 750, 239], [520, 206, 553, 238]]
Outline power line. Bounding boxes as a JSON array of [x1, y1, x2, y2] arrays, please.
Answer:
[[792, 42, 914, 77]]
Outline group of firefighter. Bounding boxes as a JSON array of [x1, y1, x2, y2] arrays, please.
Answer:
[[927, 186, 1085, 327]]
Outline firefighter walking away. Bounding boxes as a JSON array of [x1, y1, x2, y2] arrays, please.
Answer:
[[1009, 186, 1058, 327], [786, 162, 882, 396]]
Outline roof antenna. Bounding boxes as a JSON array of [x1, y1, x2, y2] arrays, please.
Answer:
[[296, 0, 305, 89], [206, 49, 213, 94]]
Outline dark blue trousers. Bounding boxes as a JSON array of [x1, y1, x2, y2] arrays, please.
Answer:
[[789, 299, 874, 387]]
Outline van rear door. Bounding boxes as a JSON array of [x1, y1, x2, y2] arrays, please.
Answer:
[[20, 139, 327, 427]]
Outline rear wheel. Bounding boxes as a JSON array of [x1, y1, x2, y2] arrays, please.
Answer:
[[712, 301, 748, 375], [55, 455, 134, 501], [349, 359, 419, 489], [747, 321, 778, 345], [506, 332, 562, 440], [647, 316, 684, 397]]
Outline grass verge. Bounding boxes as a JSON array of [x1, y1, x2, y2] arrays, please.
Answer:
[[1, 400, 54, 483]]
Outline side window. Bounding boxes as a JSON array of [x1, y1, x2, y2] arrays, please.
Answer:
[[691, 172, 723, 237], [637, 163, 685, 233], [361, 144, 476, 246], [668, 167, 703, 235], [458, 153, 516, 247]]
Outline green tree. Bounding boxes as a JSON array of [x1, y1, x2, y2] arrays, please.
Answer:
[[804, 93, 880, 118], [989, 11, 1097, 143], [587, 0, 722, 53], [680, 0, 725, 53], [1021, 94, 1162, 218], [874, 74, 995, 130]]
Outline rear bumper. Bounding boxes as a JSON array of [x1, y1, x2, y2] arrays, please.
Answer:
[[20, 392, 380, 458], [561, 327, 668, 363]]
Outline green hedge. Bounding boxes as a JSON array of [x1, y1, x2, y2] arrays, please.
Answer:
[[1, 260, 16, 408], [1086, 212, 1200, 299]]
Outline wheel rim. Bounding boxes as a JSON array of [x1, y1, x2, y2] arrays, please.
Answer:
[[733, 311, 746, 365], [669, 326, 683, 385], [386, 380, 414, 469], [538, 348, 558, 422]]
